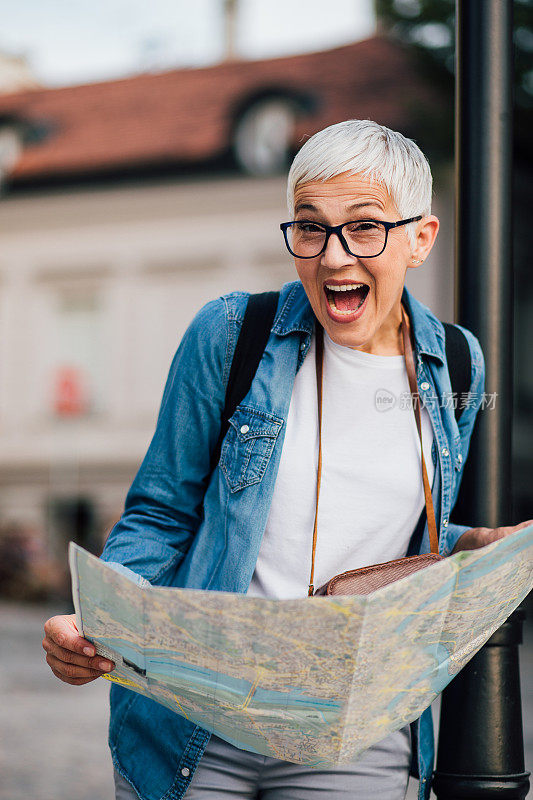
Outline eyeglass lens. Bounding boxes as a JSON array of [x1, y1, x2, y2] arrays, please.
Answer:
[[288, 221, 387, 258]]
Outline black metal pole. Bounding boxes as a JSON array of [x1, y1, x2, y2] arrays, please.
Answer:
[[433, 1, 529, 798]]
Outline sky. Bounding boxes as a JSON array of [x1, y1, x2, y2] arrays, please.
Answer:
[[0, 0, 376, 88]]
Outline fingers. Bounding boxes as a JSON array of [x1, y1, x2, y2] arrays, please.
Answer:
[[451, 520, 533, 555], [46, 652, 108, 682], [43, 613, 115, 685], [44, 614, 95, 656], [512, 519, 533, 532], [494, 520, 533, 539], [484, 519, 533, 545], [49, 664, 103, 686], [43, 637, 114, 672]]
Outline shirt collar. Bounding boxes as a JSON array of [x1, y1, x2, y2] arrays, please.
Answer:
[[273, 280, 446, 365], [271, 280, 315, 336], [401, 285, 446, 364]]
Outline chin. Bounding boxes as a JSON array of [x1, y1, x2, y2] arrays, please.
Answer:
[[327, 328, 369, 349]]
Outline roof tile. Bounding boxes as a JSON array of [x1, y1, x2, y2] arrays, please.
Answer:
[[0, 36, 433, 183]]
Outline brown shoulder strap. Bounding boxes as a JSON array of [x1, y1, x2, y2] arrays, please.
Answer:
[[309, 319, 324, 596], [400, 305, 439, 555]]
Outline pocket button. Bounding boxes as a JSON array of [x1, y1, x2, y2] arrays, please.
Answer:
[[221, 406, 283, 492]]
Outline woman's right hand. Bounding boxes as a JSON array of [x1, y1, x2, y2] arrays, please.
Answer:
[[42, 614, 115, 685]]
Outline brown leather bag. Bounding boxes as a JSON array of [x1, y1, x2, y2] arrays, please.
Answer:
[[311, 303, 443, 597]]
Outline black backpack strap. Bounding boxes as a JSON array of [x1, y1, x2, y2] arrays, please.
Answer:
[[442, 322, 472, 422], [409, 322, 473, 551], [209, 291, 280, 473]]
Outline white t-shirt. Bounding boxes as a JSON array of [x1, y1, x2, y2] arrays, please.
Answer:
[[247, 328, 435, 599]]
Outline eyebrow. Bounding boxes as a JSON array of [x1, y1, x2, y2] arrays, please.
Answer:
[[294, 201, 384, 215]]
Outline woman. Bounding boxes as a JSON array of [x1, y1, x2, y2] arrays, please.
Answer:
[[42, 119, 530, 800]]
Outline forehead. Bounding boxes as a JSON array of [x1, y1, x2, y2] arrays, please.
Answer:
[[293, 171, 395, 214]]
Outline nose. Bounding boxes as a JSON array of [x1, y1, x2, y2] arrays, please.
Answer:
[[320, 230, 356, 269]]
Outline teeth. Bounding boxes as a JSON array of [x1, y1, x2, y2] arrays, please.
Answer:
[[326, 293, 367, 314], [325, 283, 365, 292]]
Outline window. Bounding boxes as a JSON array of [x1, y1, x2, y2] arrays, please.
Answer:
[[51, 292, 103, 418]]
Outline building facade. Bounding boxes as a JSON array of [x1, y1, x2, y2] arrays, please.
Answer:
[[0, 37, 483, 594]]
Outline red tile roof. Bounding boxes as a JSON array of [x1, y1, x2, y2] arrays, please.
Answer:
[[0, 36, 433, 184]]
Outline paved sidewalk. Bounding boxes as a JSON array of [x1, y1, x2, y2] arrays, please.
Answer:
[[1, 601, 531, 800], [0, 602, 113, 800]]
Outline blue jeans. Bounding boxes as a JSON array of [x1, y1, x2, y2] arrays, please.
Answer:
[[114, 726, 411, 800]]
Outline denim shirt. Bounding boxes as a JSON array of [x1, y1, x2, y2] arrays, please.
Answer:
[[101, 279, 485, 800]]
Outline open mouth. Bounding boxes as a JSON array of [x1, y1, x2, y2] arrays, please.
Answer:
[[324, 282, 370, 315]]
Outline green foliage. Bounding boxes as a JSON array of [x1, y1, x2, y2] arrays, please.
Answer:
[[375, 0, 533, 162]]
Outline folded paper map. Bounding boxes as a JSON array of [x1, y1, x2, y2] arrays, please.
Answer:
[[69, 526, 533, 767]]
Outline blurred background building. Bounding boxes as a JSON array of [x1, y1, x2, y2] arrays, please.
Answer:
[[0, 5, 532, 800], [0, 0, 531, 600], [0, 50, 39, 93]]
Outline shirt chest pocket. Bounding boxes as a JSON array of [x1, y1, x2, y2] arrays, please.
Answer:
[[220, 405, 284, 493]]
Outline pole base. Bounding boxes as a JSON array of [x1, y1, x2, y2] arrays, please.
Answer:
[[432, 771, 530, 799]]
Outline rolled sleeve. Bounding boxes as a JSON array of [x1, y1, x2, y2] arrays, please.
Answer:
[[444, 523, 471, 555]]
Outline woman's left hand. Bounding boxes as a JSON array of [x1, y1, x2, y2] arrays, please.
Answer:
[[451, 519, 533, 554]]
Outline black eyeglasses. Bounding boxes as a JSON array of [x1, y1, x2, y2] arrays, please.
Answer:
[[280, 216, 422, 259]]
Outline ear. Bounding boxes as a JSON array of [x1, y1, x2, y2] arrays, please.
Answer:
[[408, 215, 439, 269]]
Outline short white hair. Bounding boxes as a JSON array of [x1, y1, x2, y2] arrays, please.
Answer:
[[287, 119, 433, 247]]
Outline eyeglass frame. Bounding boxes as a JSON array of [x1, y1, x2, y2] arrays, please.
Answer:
[[279, 216, 423, 259]]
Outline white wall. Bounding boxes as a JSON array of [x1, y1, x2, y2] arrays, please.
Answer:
[[0, 173, 454, 548]]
